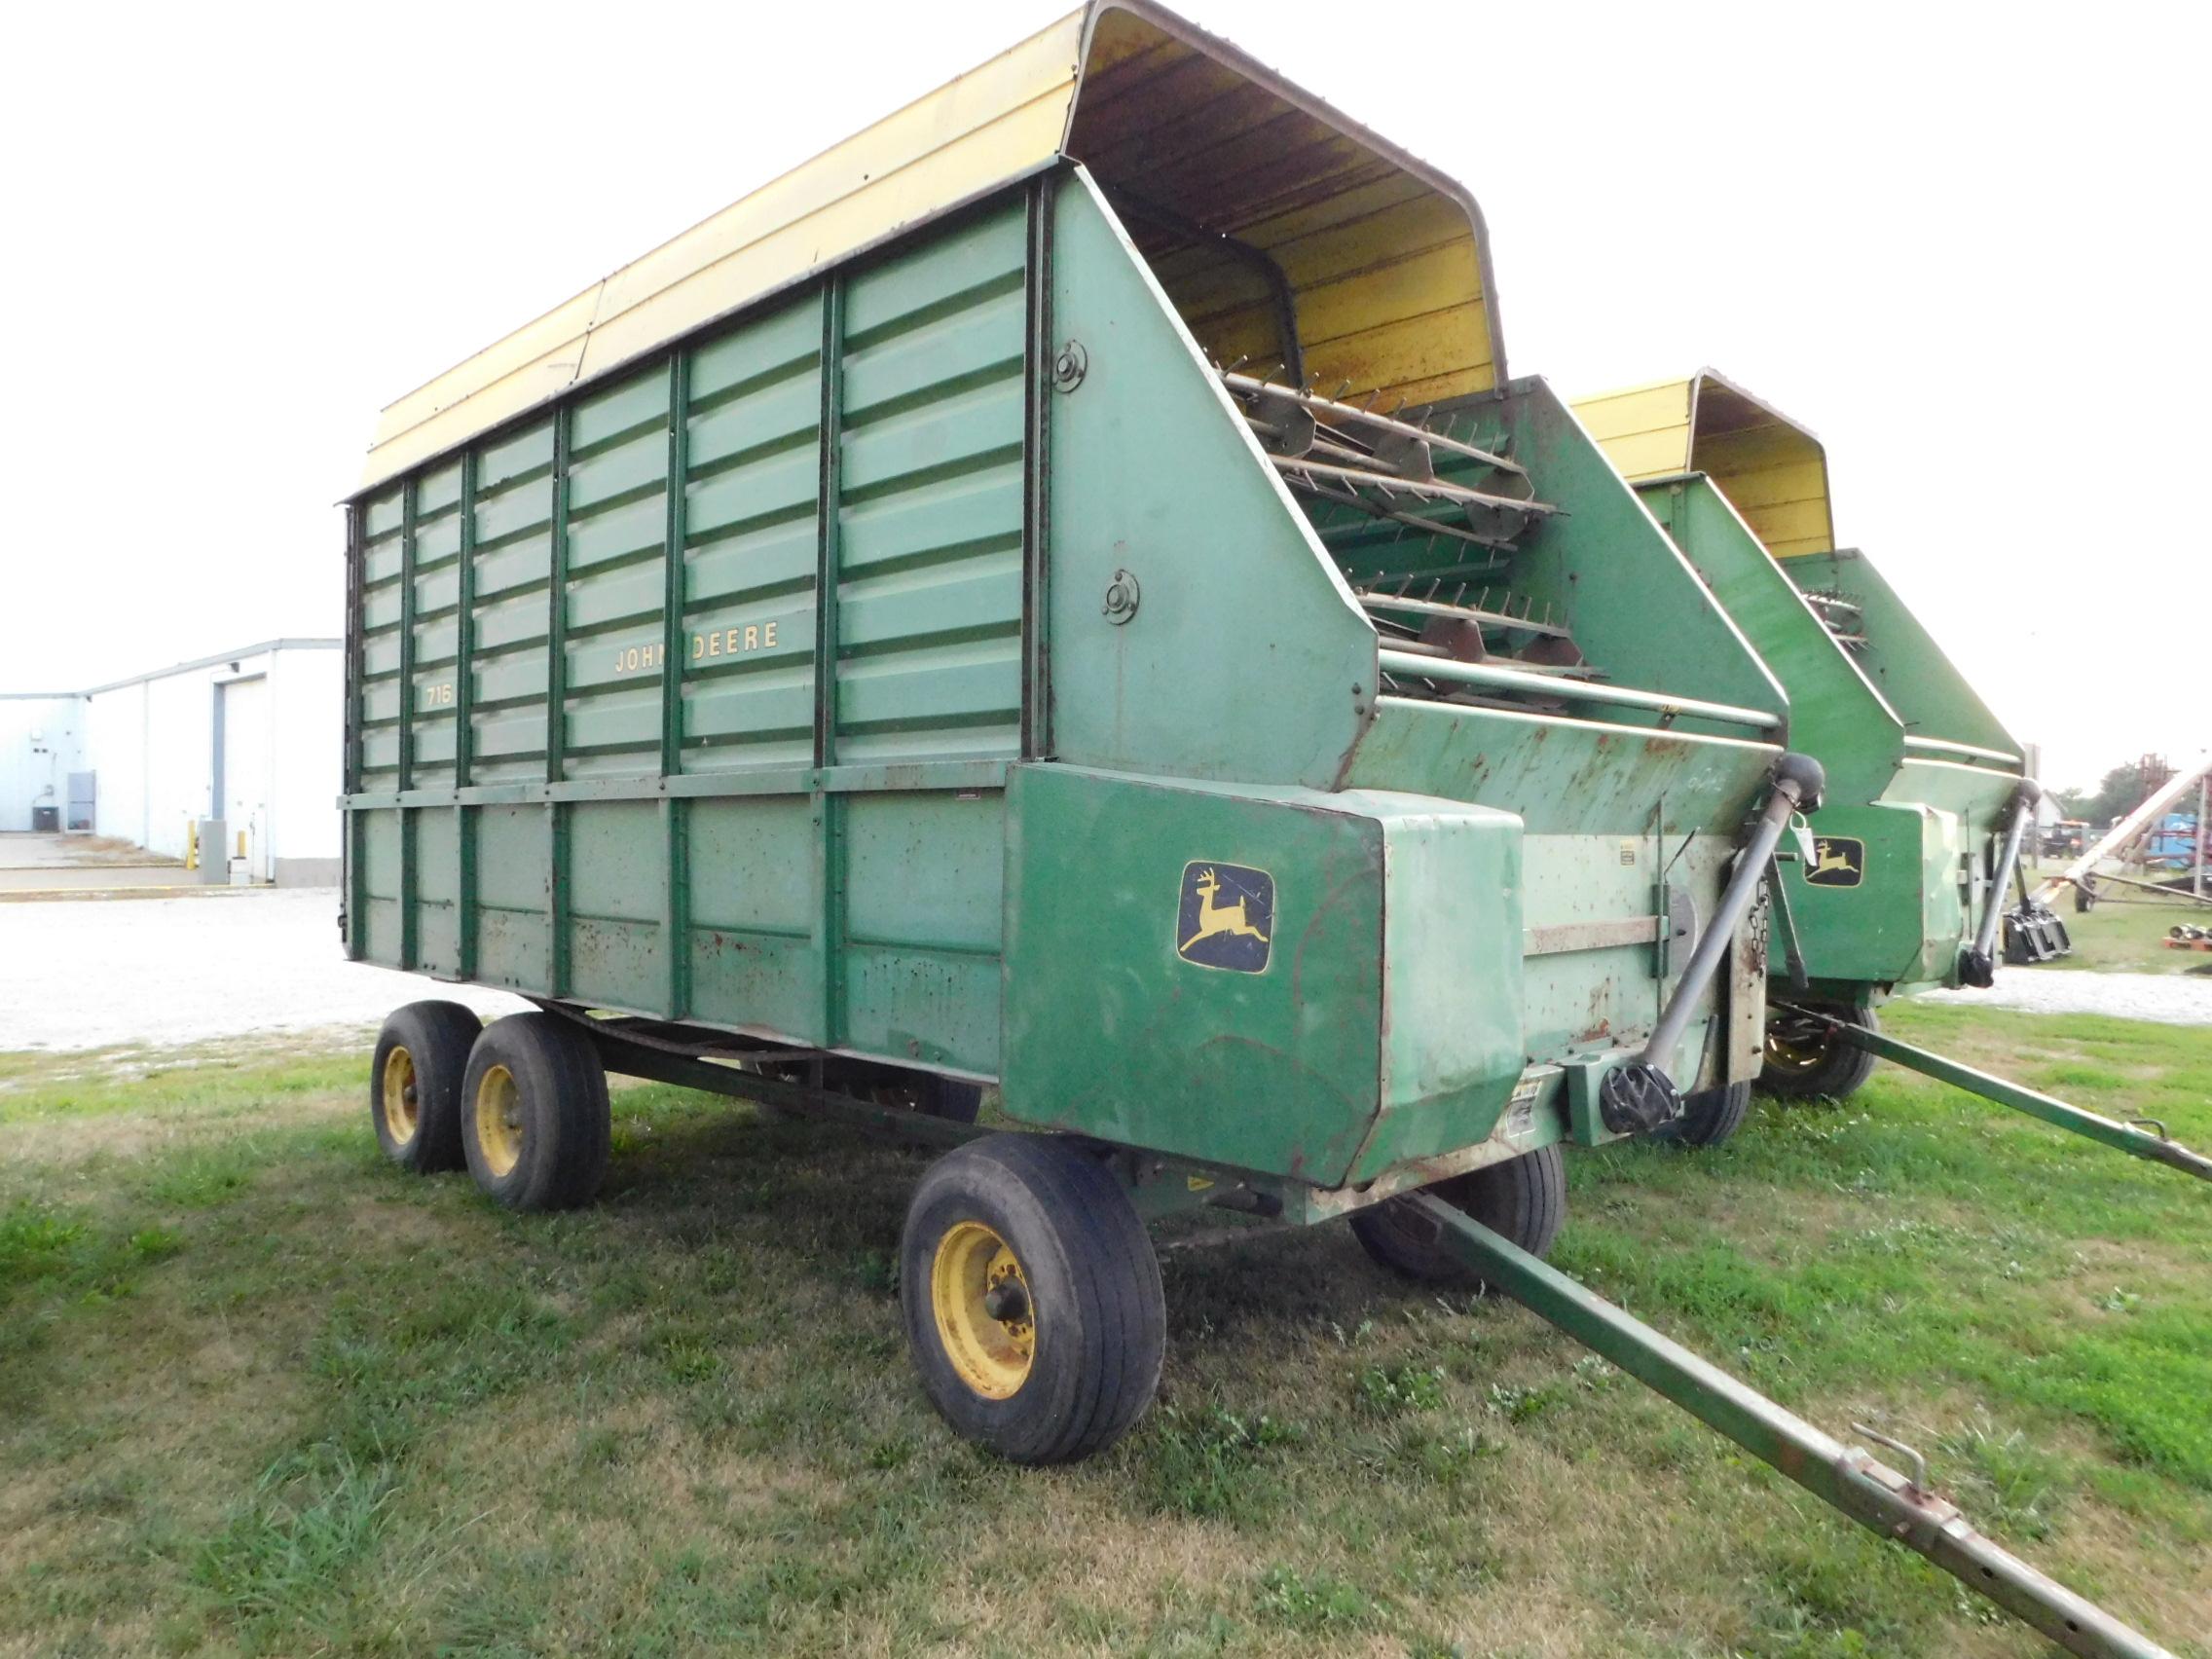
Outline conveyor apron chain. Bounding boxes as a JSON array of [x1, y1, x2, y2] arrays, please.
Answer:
[[1419, 1198, 2179, 1659]]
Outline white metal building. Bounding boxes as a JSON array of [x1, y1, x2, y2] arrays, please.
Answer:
[[0, 694, 90, 830], [82, 639, 343, 885]]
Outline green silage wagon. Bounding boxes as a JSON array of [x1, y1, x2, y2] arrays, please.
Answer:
[[336, 8, 2175, 1652], [1571, 375, 2207, 1186]]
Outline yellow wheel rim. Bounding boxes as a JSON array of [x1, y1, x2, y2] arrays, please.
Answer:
[[474, 1063, 525, 1178], [930, 1221, 1035, 1399], [1764, 1027, 1829, 1074], [382, 1046, 419, 1146]]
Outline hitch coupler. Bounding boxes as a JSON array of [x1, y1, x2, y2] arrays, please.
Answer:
[[1601, 752, 1825, 1133]]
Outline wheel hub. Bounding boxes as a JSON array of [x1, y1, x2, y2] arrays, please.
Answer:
[[382, 1046, 420, 1145], [931, 1221, 1035, 1399], [474, 1063, 525, 1177]]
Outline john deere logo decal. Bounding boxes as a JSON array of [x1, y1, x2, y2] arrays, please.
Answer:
[[1176, 862, 1273, 973], [1806, 835, 1865, 889]]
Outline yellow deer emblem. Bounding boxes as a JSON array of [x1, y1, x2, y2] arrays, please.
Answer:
[[1181, 866, 1272, 953], [1813, 841, 1856, 877]]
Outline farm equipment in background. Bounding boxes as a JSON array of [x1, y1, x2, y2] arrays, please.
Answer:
[[333, 7, 2180, 1653], [2037, 755, 2212, 913], [1566, 375, 2212, 1191]]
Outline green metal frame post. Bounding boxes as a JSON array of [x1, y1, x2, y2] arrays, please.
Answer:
[[815, 276, 847, 1046], [662, 350, 692, 1017], [1021, 172, 1054, 758], [342, 503, 366, 960], [547, 408, 572, 994], [396, 478, 419, 970], [455, 449, 480, 980]]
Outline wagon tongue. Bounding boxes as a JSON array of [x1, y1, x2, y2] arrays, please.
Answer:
[[1421, 1200, 2180, 1659], [1601, 753, 1826, 1134]]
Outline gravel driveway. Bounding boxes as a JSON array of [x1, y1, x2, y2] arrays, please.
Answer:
[[1912, 969, 2211, 1026]]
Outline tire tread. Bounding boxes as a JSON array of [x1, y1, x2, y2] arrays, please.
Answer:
[[902, 1132, 1163, 1464]]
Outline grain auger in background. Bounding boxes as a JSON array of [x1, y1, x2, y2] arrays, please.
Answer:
[[330, 6, 2180, 1650], [1572, 372, 2211, 1190]]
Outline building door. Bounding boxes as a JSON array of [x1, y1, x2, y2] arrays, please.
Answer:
[[218, 677, 271, 882]]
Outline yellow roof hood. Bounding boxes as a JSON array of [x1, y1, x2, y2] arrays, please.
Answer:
[[356, 1, 1505, 496], [1572, 370, 1835, 557]]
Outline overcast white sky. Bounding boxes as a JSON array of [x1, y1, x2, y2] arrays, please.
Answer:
[[1, 0, 2200, 791]]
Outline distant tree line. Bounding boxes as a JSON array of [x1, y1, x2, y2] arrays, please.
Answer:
[[2054, 756, 2176, 825]]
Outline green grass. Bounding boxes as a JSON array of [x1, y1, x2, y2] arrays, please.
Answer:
[[0, 1010, 2206, 1655], [2027, 875, 2212, 973]]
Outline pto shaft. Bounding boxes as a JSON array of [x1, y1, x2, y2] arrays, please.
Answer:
[[1962, 782, 2037, 986], [1601, 753, 1824, 1133]]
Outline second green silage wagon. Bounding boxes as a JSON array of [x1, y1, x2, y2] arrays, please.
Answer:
[[335, 8, 2178, 1652], [1572, 374, 2208, 1185]]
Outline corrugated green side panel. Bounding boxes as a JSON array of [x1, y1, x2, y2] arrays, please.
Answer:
[[689, 794, 820, 1040], [563, 369, 669, 779], [358, 808, 401, 962], [476, 803, 549, 989], [409, 461, 464, 789], [357, 491, 404, 786], [347, 192, 1035, 1082], [841, 792, 1004, 1070], [470, 422, 557, 782], [682, 295, 821, 771], [836, 206, 1027, 764]]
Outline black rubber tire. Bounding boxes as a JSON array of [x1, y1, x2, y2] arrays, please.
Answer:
[[369, 1001, 481, 1173], [459, 1014, 611, 1211], [1655, 1080, 1751, 1148], [1349, 1143, 1566, 1287], [1759, 1003, 1881, 1101], [901, 1132, 1164, 1464]]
